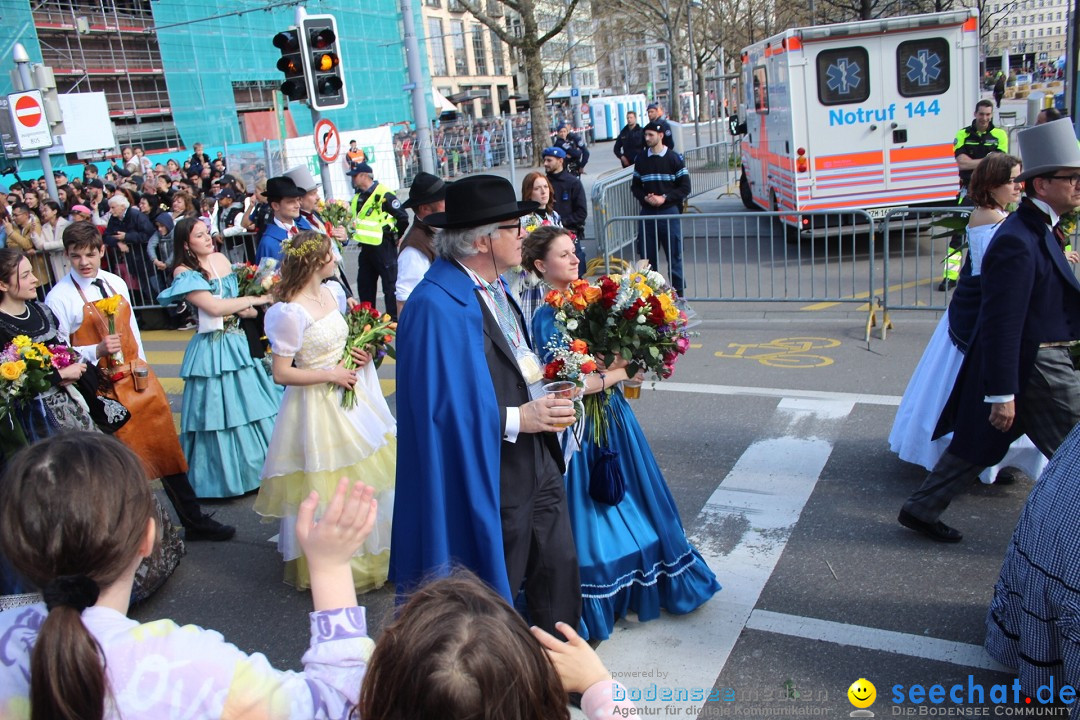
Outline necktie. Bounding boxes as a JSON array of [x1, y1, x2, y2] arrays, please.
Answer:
[[1053, 223, 1068, 251], [92, 278, 109, 299], [288, 225, 298, 237]]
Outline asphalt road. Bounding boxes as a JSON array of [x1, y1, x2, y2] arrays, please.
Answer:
[[129, 120, 1059, 716]]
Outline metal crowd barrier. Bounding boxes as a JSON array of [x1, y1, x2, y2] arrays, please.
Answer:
[[591, 139, 742, 257], [879, 206, 970, 322], [599, 210, 878, 339]]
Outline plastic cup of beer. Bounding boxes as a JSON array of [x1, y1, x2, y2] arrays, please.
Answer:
[[622, 378, 643, 399], [543, 380, 578, 428], [132, 365, 149, 392]]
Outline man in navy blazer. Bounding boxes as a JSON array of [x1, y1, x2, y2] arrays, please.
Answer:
[[900, 119, 1080, 542], [255, 176, 312, 263]]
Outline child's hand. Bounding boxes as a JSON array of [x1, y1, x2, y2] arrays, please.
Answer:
[[296, 477, 377, 569], [530, 621, 611, 694]]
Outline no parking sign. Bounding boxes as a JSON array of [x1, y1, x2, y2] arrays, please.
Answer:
[[314, 118, 341, 163]]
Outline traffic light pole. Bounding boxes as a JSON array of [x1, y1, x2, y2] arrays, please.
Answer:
[[12, 43, 58, 201], [294, 7, 336, 200], [400, 0, 435, 174]]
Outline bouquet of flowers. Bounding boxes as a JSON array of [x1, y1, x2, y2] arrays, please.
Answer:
[[544, 268, 693, 405], [94, 295, 125, 366], [0, 336, 79, 449], [232, 257, 280, 297], [319, 198, 353, 230], [340, 302, 396, 409]]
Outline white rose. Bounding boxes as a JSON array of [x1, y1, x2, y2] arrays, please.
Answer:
[[637, 315, 646, 324], [566, 319, 579, 330]]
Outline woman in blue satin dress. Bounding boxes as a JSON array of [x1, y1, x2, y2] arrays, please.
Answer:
[[157, 217, 281, 498], [522, 226, 720, 641]]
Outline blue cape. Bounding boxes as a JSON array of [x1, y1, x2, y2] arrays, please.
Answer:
[[388, 258, 510, 599]]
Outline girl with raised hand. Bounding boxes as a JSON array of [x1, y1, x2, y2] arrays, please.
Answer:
[[0, 432, 379, 720], [255, 231, 396, 592]]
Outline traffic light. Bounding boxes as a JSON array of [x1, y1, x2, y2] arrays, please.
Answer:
[[273, 28, 309, 103], [301, 14, 348, 111]]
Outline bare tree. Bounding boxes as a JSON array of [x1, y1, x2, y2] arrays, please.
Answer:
[[455, 0, 581, 163]]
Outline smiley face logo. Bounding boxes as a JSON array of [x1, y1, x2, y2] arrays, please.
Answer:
[[847, 678, 876, 709]]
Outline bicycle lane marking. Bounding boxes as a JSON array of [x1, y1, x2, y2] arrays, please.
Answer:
[[714, 337, 842, 368]]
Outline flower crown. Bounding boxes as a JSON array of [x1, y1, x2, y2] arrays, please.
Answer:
[[283, 235, 324, 259]]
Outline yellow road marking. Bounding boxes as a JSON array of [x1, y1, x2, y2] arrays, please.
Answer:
[[715, 337, 840, 368], [172, 412, 180, 433], [145, 350, 186, 365], [800, 277, 935, 311], [380, 379, 396, 397], [143, 330, 196, 341]]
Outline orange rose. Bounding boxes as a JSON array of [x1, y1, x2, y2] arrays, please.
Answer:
[[545, 290, 565, 308], [570, 294, 588, 311], [582, 286, 602, 304], [580, 360, 597, 374], [570, 278, 590, 293], [569, 339, 589, 354]]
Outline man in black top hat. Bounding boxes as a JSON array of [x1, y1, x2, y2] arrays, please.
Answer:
[[255, 176, 312, 263], [396, 172, 446, 315], [389, 174, 581, 635]]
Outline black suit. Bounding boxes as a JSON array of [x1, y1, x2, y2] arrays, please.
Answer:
[[476, 282, 581, 632], [904, 200, 1080, 523]]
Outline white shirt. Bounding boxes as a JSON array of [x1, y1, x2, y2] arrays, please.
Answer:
[[45, 269, 146, 364], [458, 262, 522, 443], [396, 247, 431, 303]]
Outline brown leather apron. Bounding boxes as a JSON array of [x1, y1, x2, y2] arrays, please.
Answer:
[[71, 279, 187, 479]]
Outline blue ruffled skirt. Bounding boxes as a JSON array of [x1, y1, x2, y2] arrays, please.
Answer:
[[178, 329, 282, 498], [567, 389, 721, 640]]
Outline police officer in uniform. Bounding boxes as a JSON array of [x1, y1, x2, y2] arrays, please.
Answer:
[[552, 123, 590, 176], [348, 162, 409, 320], [614, 110, 646, 168], [942, 99, 1008, 290]]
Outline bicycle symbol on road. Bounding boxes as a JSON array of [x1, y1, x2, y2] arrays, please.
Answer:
[[715, 337, 840, 368]]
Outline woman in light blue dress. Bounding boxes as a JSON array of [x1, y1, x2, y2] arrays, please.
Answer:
[[889, 154, 1050, 484], [157, 217, 280, 498], [523, 226, 721, 641]]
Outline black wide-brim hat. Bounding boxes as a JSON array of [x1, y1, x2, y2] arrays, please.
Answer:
[[425, 175, 539, 229], [265, 176, 306, 202], [401, 172, 447, 210]]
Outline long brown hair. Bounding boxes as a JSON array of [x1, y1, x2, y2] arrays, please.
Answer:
[[0, 248, 27, 302], [276, 231, 332, 302], [170, 217, 210, 280], [0, 433, 154, 720], [521, 171, 555, 213], [358, 571, 570, 720]]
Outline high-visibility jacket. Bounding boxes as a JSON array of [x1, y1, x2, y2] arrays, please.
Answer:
[[954, 121, 1008, 188], [350, 183, 394, 246]]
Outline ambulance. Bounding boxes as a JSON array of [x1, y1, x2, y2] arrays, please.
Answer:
[[732, 9, 980, 230]]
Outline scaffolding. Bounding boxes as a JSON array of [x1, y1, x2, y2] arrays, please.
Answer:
[[30, 0, 182, 149]]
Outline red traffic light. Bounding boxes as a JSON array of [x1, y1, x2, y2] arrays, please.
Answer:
[[273, 30, 300, 51], [309, 28, 335, 49]]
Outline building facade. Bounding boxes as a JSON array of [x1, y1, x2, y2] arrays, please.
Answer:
[[983, 0, 1070, 71], [0, 0, 431, 156], [421, 0, 516, 117]]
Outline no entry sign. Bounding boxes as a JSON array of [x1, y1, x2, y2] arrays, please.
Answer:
[[7, 90, 52, 151], [313, 118, 340, 163]]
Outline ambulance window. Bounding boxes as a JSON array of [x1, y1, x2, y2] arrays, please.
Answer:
[[752, 66, 769, 114], [816, 47, 870, 106], [897, 38, 950, 97]]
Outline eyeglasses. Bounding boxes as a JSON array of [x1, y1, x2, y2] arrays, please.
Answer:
[[1047, 174, 1080, 187], [495, 223, 520, 231]]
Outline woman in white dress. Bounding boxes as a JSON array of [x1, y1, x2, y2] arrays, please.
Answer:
[[890, 153, 1055, 484], [255, 231, 396, 592]]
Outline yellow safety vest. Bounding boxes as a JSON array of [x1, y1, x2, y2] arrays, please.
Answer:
[[350, 184, 393, 246]]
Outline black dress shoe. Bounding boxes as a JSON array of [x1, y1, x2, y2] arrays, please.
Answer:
[[898, 510, 963, 543], [184, 514, 236, 542], [990, 467, 1028, 485]]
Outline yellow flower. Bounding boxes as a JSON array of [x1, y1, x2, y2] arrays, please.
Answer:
[[32, 343, 51, 358], [657, 293, 678, 323], [95, 295, 122, 316], [11, 336, 30, 349], [0, 361, 24, 381]]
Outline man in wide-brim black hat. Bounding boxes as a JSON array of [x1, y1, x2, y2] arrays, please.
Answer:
[[389, 174, 582, 634]]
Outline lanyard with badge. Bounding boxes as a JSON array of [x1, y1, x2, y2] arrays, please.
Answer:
[[477, 276, 545, 399]]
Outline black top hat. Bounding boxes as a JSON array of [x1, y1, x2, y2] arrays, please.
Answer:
[[401, 172, 447, 210], [265, 176, 306, 202], [424, 175, 539, 229]]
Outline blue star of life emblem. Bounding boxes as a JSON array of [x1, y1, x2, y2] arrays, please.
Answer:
[[826, 59, 862, 94], [905, 49, 942, 86]]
